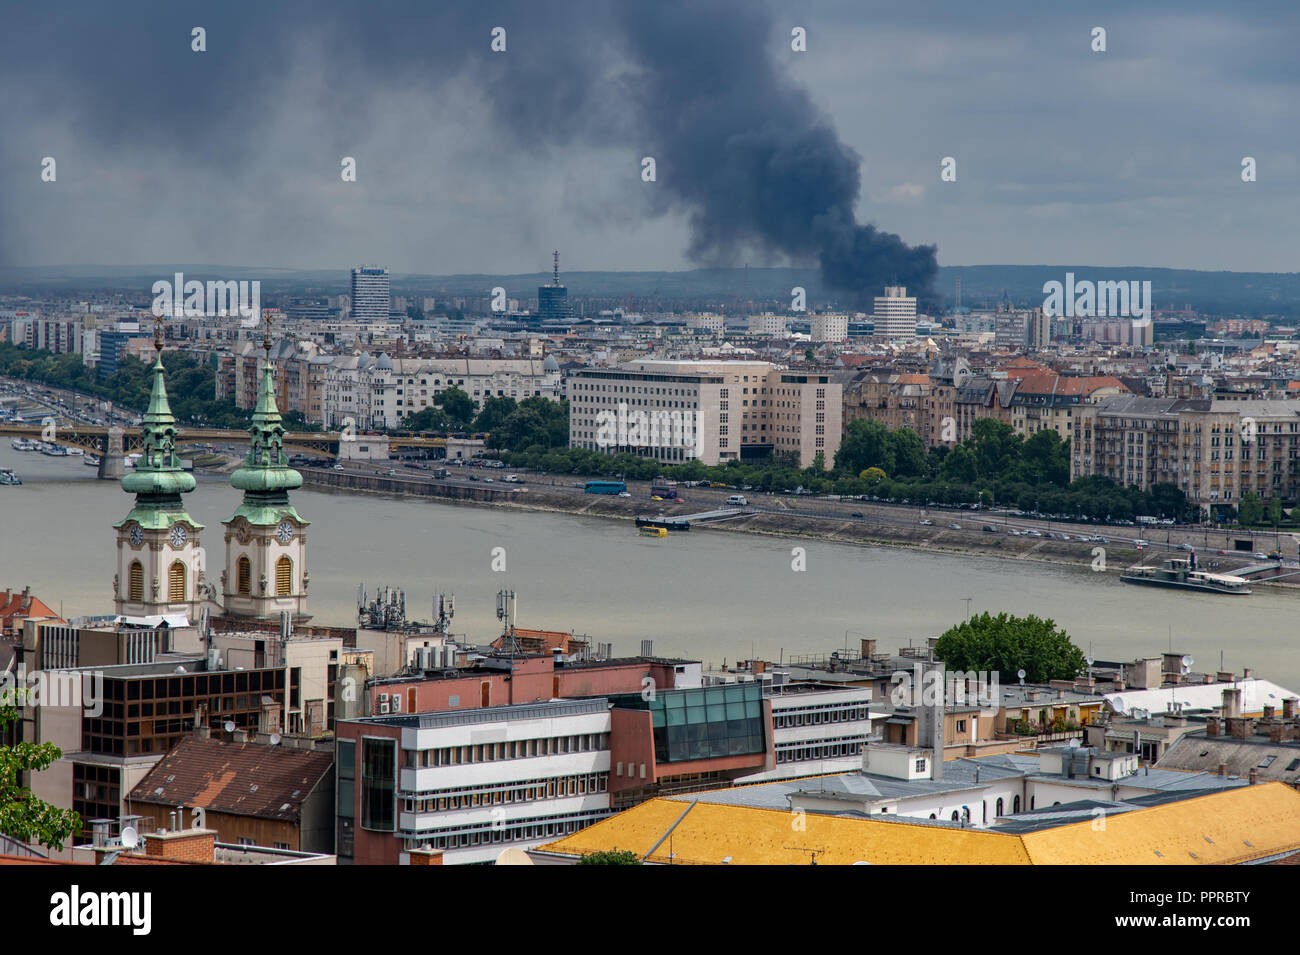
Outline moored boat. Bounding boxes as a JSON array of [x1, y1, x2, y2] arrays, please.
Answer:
[[1120, 557, 1251, 595], [0, 468, 22, 486]]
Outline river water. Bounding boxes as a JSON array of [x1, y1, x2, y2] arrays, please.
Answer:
[[1, 443, 1296, 690]]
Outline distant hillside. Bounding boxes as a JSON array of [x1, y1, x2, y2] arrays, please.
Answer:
[[3, 264, 1297, 317]]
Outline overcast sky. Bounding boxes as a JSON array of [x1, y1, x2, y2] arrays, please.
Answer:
[[1, 0, 1295, 275]]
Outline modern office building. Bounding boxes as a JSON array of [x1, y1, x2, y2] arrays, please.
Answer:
[[350, 266, 391, 323], [335, 698, 614, 865], [536, 251, 572, 322], [872, 286, 918, 341]]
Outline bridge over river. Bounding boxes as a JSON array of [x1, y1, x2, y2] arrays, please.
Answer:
[[0, 421, 452, 478]]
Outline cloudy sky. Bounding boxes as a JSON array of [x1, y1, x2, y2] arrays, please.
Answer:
[[1, 0, 1295, 276]]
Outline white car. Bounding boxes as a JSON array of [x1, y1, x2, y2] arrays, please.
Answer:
[[618, 491, 632, 498]]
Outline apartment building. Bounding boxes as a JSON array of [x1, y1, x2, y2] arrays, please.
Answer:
[[568, 359, 840, 467], [748, 313, 789, 337], [844, 371, 954, 446], [685, 312, 725, 335], [367, 357, 561, 428], [811, 312, 850, 343], [1073, 396, 1300, 512]]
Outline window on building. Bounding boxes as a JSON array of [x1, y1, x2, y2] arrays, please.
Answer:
[[129, 561, 144, 601], [276, 556, 293, 596], [237, 556, 251, 595], [167, 561, 186, 601]]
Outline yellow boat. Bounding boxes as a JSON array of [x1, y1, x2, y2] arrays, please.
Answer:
[[638, 526, 668, 538]]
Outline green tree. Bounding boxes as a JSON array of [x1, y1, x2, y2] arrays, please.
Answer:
[[938, 443, 978, 484], [887, 428, 927, 479], [835, 419, 895, 475], [401, 406, 452, 431], [473, 396, 517, 434], [934, 612, 1086, 684], [434, 387, 476, 430], [0, 705, 81, 851], [578, 849, 641, 865], [1238, 492, 1264, 526], [1268, 497, 1283, 527]]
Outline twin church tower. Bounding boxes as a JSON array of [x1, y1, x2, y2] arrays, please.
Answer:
[[111, 317, 310, 624]]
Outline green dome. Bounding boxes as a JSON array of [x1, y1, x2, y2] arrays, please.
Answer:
[[231, 462, 303, 493], [123, 467, 197, 495]]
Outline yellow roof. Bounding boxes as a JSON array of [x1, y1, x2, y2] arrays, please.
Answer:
[[537, 782, 1300, 865], [538, 799, 1031, 865], [1021, 782, 1300, 865]]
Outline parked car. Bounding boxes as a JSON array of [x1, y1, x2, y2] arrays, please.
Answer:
[[947, 523, 962, 530], [1254, 552, 1269, 560], [618, 491, 632, 497], [503, 474, 522, 483], [851, 512, 866, 519], [919, 519, 933, 526], [983, 525, 997, 533], [332, 464, 345, 471], [727, 494, 748, 506]]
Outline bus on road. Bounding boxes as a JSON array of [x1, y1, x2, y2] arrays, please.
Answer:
[[650, 484, 679, 500], [584, 480, 627, 495]]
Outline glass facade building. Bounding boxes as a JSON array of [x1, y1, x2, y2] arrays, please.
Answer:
[[615, 683, 766, 763]]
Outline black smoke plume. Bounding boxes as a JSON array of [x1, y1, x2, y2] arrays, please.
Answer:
[[0, 0, 937, 298]]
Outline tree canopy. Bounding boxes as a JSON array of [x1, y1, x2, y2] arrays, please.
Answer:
[[933, 612, 1086, 684], [0, 705, 81, 851]]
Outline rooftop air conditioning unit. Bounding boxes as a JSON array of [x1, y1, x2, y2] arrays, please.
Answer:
[[378, 693, 390, 715]]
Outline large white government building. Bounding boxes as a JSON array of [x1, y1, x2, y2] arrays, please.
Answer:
[[568, 360, 841, 468]]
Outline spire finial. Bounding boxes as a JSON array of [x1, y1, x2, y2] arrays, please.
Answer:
[[153, 310, 164, 357], [263, 309, 274, 358]]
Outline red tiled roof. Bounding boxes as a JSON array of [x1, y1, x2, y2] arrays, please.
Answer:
[[128, 737, 333, 822], [0, 588, 62, 639]]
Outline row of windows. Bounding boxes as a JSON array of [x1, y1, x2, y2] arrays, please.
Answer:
[[404, 732, 609, 768], [773, 705, 871, 729], [406, 810, 611, 852], [775, 739, 867, 763], [404, 773, 608, 812]]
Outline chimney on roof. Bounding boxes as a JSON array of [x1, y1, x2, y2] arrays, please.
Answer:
[[232, 728, 249, 743], [1284, 698, 1298, 721], [142, 828, 217, 863], [1263, 705, 1276, 721], [1243, 667, 1253, 680], [1222, 687, 1242, 719], [1249, 767, 1258, 785]]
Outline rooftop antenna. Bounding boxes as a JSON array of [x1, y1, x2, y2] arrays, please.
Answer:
[[552, 250, 560, 288]]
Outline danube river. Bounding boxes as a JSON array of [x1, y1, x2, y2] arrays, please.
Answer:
[[2, 444, 1296, 689]]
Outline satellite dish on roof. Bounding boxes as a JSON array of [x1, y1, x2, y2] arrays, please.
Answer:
[[1181, 655, 1194, 672], [1017, 669, 1026, 685], [269, 733, 281, 746], [1084, 658, 1093, 668], [223, 720, 236, 734], [120, 826, 139, 849]]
